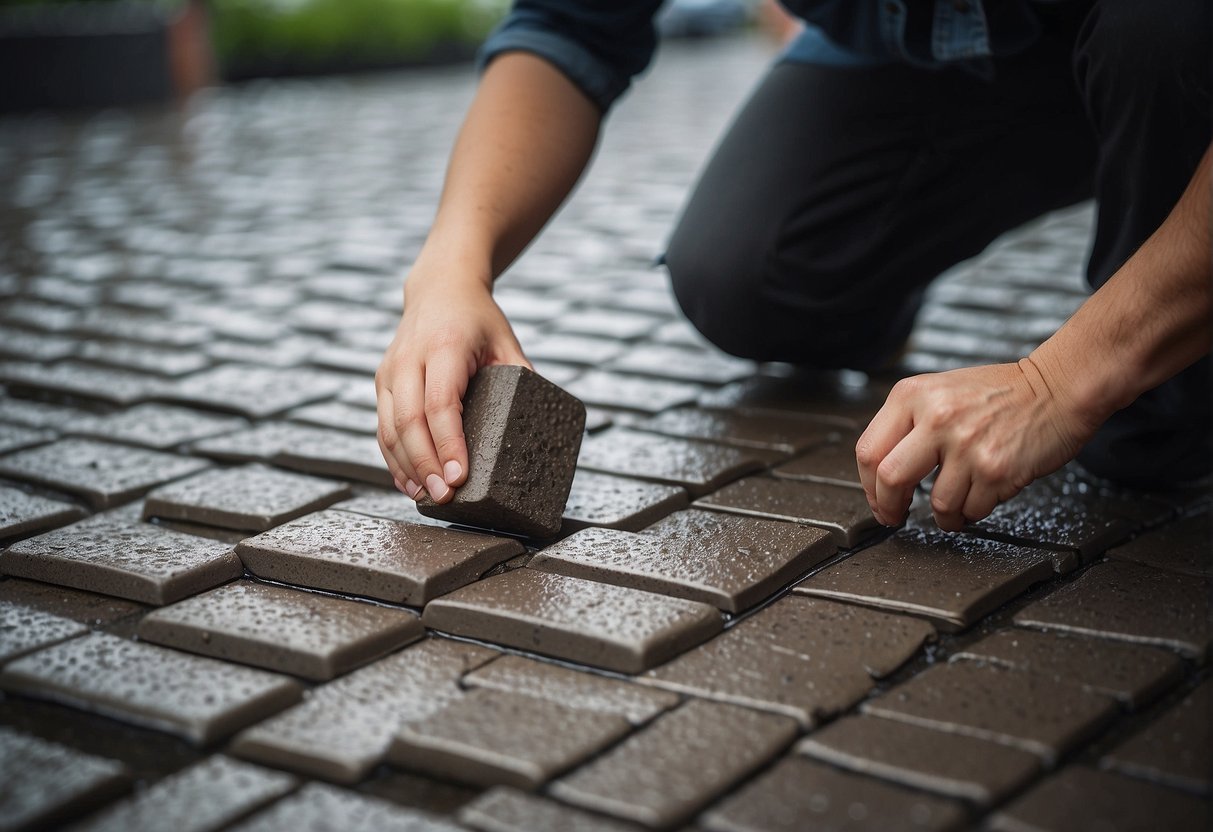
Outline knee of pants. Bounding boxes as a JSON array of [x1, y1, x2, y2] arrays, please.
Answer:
[[1076, 0, 1210, 101]]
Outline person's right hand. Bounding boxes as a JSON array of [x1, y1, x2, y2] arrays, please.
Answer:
[[375, 270, 530, 504]]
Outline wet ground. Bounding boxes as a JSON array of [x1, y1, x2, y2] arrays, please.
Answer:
[[0, 34, 1209, 832]]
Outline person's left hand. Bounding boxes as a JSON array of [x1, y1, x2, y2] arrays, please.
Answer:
[[855, 359, 1099, 531]]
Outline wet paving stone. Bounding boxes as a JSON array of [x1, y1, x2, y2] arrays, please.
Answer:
[[287, 400, 378, 435], [389, 688, 633, 789], [0, 324, 78, 362], [796, 714, 1041, 807], [952, 628, 1183, 709], [228, 782, 464, 832], [2, 514, 242, 605], [641, 595, 934, 727], [861, 661, 1118, 764], [1106, 508, 1212, 578], [0, 397, 87, 430], [1101, 680, 1211, 795], [458, 786, 643, 832], [236, 509, 523, 606], [561, 470, 688, 533], [695, 477, 881, 547], [524, 333, 627, 366], [987, 766, 1210, 832], [138, 580, 423, 681], [74, 340, 213, 377], [421, 568, 724, 673], [549, 699, 798, 830], [701, 756, 969, 832], [1013, 560, 1212, 658], [0, 438, 210, 509], [567, 371, 706, 415], [531, 511, 834, 612], [696, 373, 887, 429], [230, 638, 497, 784], [605, 344, 755, 385], [0, 633, 302, 745], [191, 422, 329, 463], [0, 485, 87, 540], [330, 490, 451, 527], [142, 464, 351, 532], [272, 425, 394, 487], [68, 755, 298, 832], [160, 364, 350, 418], [0, 600, 88, 664], [68, 404, 246, 451], [634, 406, 841, 454], [771, 441, 865, 489], [555, 309, 664, 341], [0, 578, 146, 626], [0, 726, 131, 832], [794, 527, 1059, 631], [416, 365, 586, 538], [463, 654, 679, 725], [577, 429, 769, 498], [0, 423, 53, 454], [0, 360, 167, 405]]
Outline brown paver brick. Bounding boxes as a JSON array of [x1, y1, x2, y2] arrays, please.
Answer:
[[159, 364, 349, 418], [861, 661, 1117, 764], [797, 714, 1041, 806], [641, 595, 933, 726], [1106, 508, 1213, 578], [567, 371, 705, 414], [1013, 560, 1212, 658], [952, 628, 1183, 708], [561, 469, 688, 533], [0, 438, 210, 508], [0, 485, 86, 539], [1101, 680, 1211, 795], [236, 509, 523, 606], [2, 514, 242, 605], [0, 633, 302, 744], [633, 406, 841, 454], [138, 581, 423, 680], [330, 490, 451, 526], [0, 578, 146, 625], [272, 426, 394, 487], [771, 441, 864, 489], [68, 404, 246, 450], [422, 569, 723, 674], [287, 400, 378, 434], [191, 422, 324, 463], [458, 786, 643, 832], [389, 688, 632, 789], [606, 345, 755, 385], [227, 782, 464, 832], [795, 527, 1060, 631], [701, 756, 969, 832], [987, 766, 1210, 832], [697, 373, 886, 428], [578, 428, 769, 497], [142, 464, 351, 531], [0, 360, 167, 405], [0, 601, 88, 663], [550, 699, 798, 830], [695, 476, 880, 547]]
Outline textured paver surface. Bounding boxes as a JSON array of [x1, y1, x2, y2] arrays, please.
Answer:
[[0, 33, 1207, 832]]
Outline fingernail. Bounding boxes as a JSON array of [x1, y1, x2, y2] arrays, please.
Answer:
[[443, 460, 462, 484], [404, 479, 421, 500], [425, 473, 449, 501]]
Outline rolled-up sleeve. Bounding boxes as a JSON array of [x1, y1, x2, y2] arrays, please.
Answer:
[[478, 0, 664, 112]]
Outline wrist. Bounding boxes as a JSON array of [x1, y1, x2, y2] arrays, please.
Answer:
[[1023, 338, 1121, 435], [403, 244, 494, 305]]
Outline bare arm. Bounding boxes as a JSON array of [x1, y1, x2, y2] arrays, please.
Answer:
[[377, 52, 601, 502], [857, 143, 1212, 529]]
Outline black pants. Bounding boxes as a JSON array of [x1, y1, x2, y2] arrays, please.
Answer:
[[665, 0, 1212, 486]]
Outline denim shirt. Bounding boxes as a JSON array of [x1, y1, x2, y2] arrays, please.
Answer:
[[479, 1, 1046, 111]]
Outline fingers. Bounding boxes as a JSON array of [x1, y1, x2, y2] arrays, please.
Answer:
[[422, 350, 473, 497], [872, 426, 940, 527], [855, 386, 916, 516], [929, 459, 970, 531], [375, 384, 420, 498], [394, 365, 452, 503]]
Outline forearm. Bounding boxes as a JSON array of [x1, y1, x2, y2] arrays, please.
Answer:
[[1030, 144, 1212, 426], [410, 52, 601, 297]]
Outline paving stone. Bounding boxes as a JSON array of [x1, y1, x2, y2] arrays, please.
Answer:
[[697, 372, 887, 428], [555, 309, 663, 340], [138, 580, 423, 681], [577, 429, 769, 498], [231, 638, 497, 783], [228, 783, 463, 832], [1101, 680, 1211, 794], [67, 755, 298, 832], [493, 290, 569, 323], [272, 426, 394, 487], [0, 578, 146, 626], [160, 364, 350, 418], [701, 756, 969, 832], [861, 661, 1117, 764], [524, 333, 627, 366], [606, 345, 755, 385], [987, 766, 1210, 832], [583, 405, 615, 432], [287, 400, 378, 434], [531, 511, 834, 612], [389, 688, 633, 789], [422, 568, 723, 673], [952, 628, 1183, 709], [1106, 508, 1213, 578], [0, 727, 131, 832], [641, 596, 934, 726], [74, 340, 212, 377], [237, 509, 522, 605], [191, 422, 326, 462], [72, 312, 211, 348], [633, 407, 841, 454], [463, 654, 679, 725], [565, 371, 704, 414], [142, 464, 351, 531], [0, 360, 167, 405], [1013, 560, 1212, 658], [330, 491, 451, 526], [0, 485, 87, 539], [0, 397, 87, 430], [795, 527, 1058, 632], [458, 787, 642, 832], [2, 513, 242, 605], [561, 469, 688, 533], [68, 404, 246, 450], [0, 423, 53, 454], [0, 632, 302, 745], [771, 441, 866, 489], [0, 438, 210, 509], [529, 360, 583, 386], [549, 699, 797, 829], [0, 323, 78, 361], [797, 714, 1041, 806], [0, 600, 88, 663], [416, 365, 586, 538], [695, 477, 881, 547]]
